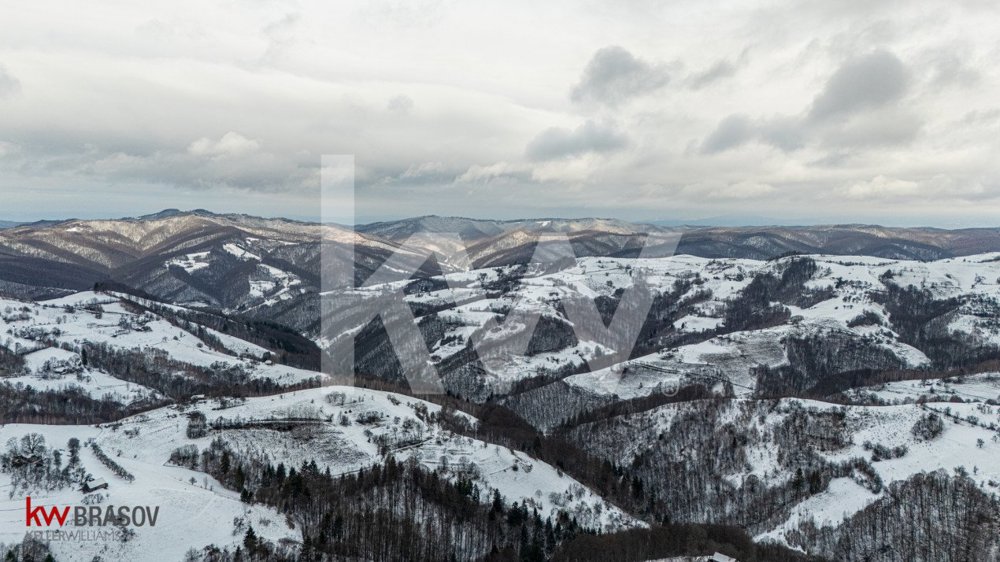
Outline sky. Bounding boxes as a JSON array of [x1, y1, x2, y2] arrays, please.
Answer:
[[1, 0, 1000, 226]]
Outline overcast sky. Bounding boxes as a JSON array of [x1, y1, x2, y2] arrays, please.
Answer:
[[2, 0, 1000, 226]]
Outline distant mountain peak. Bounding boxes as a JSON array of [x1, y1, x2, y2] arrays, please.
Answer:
[[137, 208, 219, 221]]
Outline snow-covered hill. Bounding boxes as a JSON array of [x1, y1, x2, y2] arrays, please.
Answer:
[[0, 291, 326, 412], [3, 232, 1000, 560], [559, 390, 1000, 559], [338, 252, 1000, 415], [0, 386, 640, 561]]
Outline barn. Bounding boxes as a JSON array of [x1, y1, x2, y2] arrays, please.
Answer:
[[82, 478, 109, 493]]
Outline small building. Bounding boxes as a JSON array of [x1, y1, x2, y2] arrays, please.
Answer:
[[82, 478, 108, 493], [709, 554, 738, 562]]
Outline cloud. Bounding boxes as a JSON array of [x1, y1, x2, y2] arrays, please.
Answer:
[[0, 64, 21, 98], [700, 115, 755, 154], [843, 175, 919, 199], [702, 114, 809, 154], [84, 142, 309, 193], [958, 108, 1000, 127], [685, 180, 776, 199], [842, 174, 986, 201], [456, 162, 532, 184], [525, 121, 628, 161], [758, 116, 807, 151], [688, 60, 738, 89], [808, 50, 910, 121], [819, 108, 922, 148], [259, 13, 302, 65], [385, 161, 460, 185], [3, 2, 1000, 223], [925, 50, 980, 89], [38, 131, 308, 194], [702, 51, 919, 154], [188, 132, 262, 159], [400, 161, 446, 179], [570, 46, 670, 106]]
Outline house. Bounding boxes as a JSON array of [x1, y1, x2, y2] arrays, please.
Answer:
[[709, 553, 738, 562], [82, 478, 108, 493]]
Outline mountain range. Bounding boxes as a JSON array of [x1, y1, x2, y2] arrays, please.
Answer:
[[2, 210, 1000, 292], [2, 209, 1000, 560]]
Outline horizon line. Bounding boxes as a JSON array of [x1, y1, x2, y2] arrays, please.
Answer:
[[2, 208, 999, 231]]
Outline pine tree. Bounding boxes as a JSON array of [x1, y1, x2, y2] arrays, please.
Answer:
[[243, 525, 258, 551]]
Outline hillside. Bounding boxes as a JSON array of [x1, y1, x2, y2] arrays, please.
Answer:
[[2, 215, 1000, 560], [5, 211, 1000, 338], [0, 386, 644, 561]]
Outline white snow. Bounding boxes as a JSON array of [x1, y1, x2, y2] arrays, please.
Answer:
[[0, 424, 296, 562], [165, 251, 211, 273], [223, 243, 261, 261], [0, 386, 641, 561], [0, 293, 328, 386]]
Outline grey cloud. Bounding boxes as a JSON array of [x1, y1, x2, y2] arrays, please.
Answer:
[[571, 46, 670, 106], [394, 162, 459, 185], [456, 162, 534, 185], [688, 60, 738, 89], [703, 50, 918, 155], [6, 129, 314, 193], [808, 50, 910, 121], [926, 51, 980, 88], [702, 114, 806, 154], [758, 116, 807, 151], [0, 65, 21, 98], [4, 2, 997, 223], [820, 109, 922, 148], [958, 108, 1000, 127], [526, 121, 628, 161], [700, 115, 754, 154], [92, 147, 313, 192]]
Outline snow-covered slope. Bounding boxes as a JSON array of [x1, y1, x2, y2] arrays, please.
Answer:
[[0, 422, 299, 562], [340, 252, 1000, 406], [0, 386, 640, 561], [756, 397, 1000, 548], [561, 393, 1000, 555], [1, 291, 326, 392]]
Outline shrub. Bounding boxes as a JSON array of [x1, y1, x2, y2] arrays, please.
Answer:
[[911, 413, 944, 441]]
